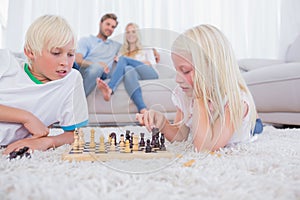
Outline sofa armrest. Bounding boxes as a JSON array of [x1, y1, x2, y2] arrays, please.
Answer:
[[238, 59, 285, 72]]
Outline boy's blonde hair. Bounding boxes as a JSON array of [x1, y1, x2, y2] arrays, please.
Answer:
[[119, 22, 143, 57], [172, 24, 257, 133], [24, 15, 76, 56]]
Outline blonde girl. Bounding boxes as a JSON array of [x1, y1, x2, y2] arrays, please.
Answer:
[[137, 24, 260, 152]]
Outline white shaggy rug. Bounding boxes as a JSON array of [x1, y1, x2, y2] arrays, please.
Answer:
[[0, 125, 299, 200]]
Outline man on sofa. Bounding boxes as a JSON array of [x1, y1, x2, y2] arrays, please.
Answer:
[[75, 13, 121, 96]]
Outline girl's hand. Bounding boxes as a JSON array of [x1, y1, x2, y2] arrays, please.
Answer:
[[136, 109, 167, 132]]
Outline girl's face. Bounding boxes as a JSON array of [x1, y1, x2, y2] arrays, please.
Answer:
[[125, 25, 138, 44], [172, 52, 194, 97], [26, 40, 75, 83]]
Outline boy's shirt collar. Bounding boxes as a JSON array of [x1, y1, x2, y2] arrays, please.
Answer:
[[24, 63, 43, 84]]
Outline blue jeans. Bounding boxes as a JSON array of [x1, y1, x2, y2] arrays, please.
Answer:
[[252, 118, 263, 135], [108, 56, 158, 112], [79, 63, 108, 96]]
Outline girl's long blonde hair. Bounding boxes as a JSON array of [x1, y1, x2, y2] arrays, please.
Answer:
[[172, 24, 257, 133], [119, 23, 143, 57]]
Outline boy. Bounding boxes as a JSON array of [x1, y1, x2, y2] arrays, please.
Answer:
[[0, 15, 88, 155]]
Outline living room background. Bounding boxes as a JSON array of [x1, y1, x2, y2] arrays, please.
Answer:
[[0, 0, 299, 60]]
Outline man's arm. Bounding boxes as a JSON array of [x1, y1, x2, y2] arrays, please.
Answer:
[[75, 53, 93, 68]]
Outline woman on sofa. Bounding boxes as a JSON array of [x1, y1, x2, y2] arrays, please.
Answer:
[[137, 24, 262, 152], [97, 22, 159, 114]]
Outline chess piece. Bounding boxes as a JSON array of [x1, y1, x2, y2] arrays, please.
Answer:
[[139, 132, 145, 147], [130, 132, 134, 148], [73, 130, 80, 150], [132, 134, 139, 151], [109, 132, 117, 146], [124, 139, 131, 153], [154, 133, 160, 148], [98, 135, 106, 153], [145, 139, 152, 153], [110, 138, 117, 151], [89, 128, 96, 148], [151, 127, 159, 146], [160, 133, 166, 151], [78, 129, 85, 148], [119, 134, 125, 147]]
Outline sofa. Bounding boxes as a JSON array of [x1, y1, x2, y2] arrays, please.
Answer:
[[87, 51, 178, 125], [12, 33, 300, 127], [240, 34, 300, 126]]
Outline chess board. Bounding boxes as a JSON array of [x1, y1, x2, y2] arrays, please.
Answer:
[[62, 128, 175, 162]]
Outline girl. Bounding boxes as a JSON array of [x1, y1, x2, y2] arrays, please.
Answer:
[[137, 24, 261, 152]]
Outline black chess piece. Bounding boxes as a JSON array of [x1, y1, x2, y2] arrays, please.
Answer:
[[125, 130, 131, 142], [145, 139, 152, 153], [160, 133, 166, 151], [130, 132, 134, 148], [9, 146, 30, 160], [139, 132, 145, 147], [151, 127, 160, 147], [109, 132, 117, 145], [154, 133, 160, 148], [9, 151, 18, 160]]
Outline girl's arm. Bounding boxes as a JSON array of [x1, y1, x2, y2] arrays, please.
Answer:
[[192, 98, 235, 152]]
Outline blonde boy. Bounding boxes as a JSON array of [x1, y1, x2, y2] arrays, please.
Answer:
[[0, 15, 88, 154]]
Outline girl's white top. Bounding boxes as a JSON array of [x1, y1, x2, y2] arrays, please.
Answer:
[[171, 86, 255, 146]]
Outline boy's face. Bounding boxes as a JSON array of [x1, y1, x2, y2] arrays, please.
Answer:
[[172, 52, 194, 97], [29, 41, 75, 83]]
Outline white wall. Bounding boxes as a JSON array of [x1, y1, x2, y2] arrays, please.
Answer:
[[1, 0, 299, 59]]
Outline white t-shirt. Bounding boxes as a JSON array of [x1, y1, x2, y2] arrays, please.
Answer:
[[120, 48, 158, 74], [171, 86, 255, 145], [0, 49, 89, 145], [133, 48, 157, 65]]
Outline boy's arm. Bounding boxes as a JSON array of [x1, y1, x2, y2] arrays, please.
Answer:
[[0, 104, 49, 138], [0, 104, 31, 123], [3, 131, 74, 155]]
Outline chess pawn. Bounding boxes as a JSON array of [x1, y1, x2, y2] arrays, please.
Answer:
[[145, 139, 152, 153], [124, 139, 131, 153], [139, 132, 145, 147], [132, 134, 139, 151], [119, 134, 125, 147], [72, 132, 80, 150]]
